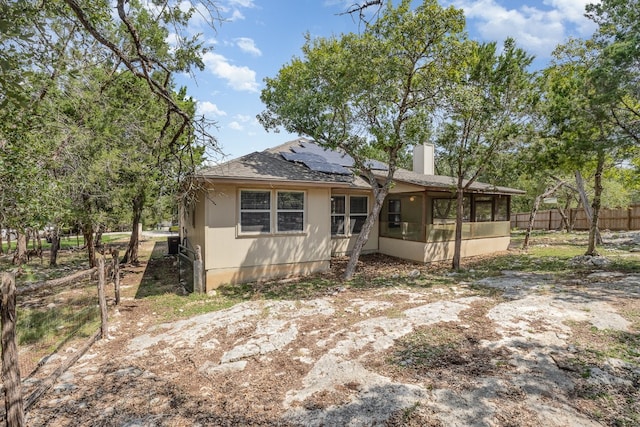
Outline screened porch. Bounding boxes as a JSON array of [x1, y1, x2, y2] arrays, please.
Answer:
[[379, 192, 511, 243]]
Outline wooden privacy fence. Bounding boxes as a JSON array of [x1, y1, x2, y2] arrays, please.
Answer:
[[511, 204, 640, 231], [0, 250, 120, 425]]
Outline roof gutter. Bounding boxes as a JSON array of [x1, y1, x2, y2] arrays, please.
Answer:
[[189, 176, 354, 188]]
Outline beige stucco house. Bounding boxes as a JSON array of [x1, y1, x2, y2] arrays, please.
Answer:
[[181, 138, 523, 292]]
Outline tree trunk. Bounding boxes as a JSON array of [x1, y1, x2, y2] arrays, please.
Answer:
[[83, 225, 96, 268], [121, 193, 145, 265], [523, 181, 564, 249], [6, 229, 11, 254], [523, 195, 542, 250], [95, 224, 103, 249], [575, 170, 602, 245], [1, 273, 25, 426], [586, 151, 605, 256], [12, 231, 27, 266], [49, 228, 60, 267], [343, 186, 389, 280], [452, 183, 464, 270], [36, 228, 42, 249], [556, 207, 570, 232], [0, 225, 4, 255]]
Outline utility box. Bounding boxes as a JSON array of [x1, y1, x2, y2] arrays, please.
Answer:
[[167, 236, 180, 255]]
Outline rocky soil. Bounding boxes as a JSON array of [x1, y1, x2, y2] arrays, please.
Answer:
[[24, 235, 640, 426]]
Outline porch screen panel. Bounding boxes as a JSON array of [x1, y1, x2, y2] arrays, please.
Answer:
[[433, 197, 470, 223], [475, 202, 493, 222], [240, 190, 271, 233], [388, 199, 401, 228], [277, 191, 304, 232], [350, 196, 368, 234], [495, 196, 509, 221], [331, 196, 346, 235]]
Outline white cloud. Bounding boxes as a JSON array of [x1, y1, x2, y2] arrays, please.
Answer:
[[228, 0, 255, 7], [228, 114, 256, 131], [197, 101, 227, 117], [202, 52, 260, 92], [219, 0, 255, 21], [543, 0, 597, 33], [446, 0, 596, 59], [166, 32, 179, 47], [235, 37, 262, 56], [229, 9, 245, 21], [234, 114, 252, 123]]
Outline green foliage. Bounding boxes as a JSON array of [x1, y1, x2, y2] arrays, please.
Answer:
[[0, 0, 211, 265], [586, 0, 640, 143], [434, 37, 535, 267], [260, 0, 465, 169], [436, 38, 535, 182]]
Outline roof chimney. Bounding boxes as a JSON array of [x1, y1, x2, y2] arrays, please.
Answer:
[[413, 143, 434, 175]]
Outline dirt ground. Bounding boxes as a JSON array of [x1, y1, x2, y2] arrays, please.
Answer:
[[24, 235, 640, 426]]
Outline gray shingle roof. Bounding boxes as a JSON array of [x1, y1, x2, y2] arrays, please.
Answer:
[[196, 150, 364, 187], [379, 169, 525, 195], [197, 138, 524, 195]]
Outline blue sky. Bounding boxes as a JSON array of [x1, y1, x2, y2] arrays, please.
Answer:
[[172, 0, 598, 161]]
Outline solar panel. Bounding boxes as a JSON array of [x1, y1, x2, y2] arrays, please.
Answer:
[[302, 160, 352, 175], [322, 151, 354, 167], [290, 143, 329, 156], [365, 160, 388, 170], [293, 142, 354, 166], [282, 140, 387, 174], [280, 152, 326, 162]]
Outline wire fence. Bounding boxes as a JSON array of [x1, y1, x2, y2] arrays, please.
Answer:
[[0, 252, 118, 422], [17, 276, 100, 379]]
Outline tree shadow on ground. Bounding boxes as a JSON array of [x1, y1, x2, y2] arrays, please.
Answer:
[[26, 361, 295, 427], [134, 240, 182, 299]]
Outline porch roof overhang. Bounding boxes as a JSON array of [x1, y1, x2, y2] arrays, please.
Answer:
[[374, 169, 525, 196]]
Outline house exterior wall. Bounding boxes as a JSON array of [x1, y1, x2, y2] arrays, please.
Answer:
[[201, 184, 332, 290], [330, 190, 379, 256], [182, 191, 206, 259], [379, 236, 511, 263]]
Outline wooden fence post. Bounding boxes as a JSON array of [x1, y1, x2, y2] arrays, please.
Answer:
[[111, 249, 120, 305], [194, 245, 204, 294], [1, 272, 25, 426], [97, 257, 108, 339]]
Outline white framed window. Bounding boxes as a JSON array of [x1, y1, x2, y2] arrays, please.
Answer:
[[240, 190, 271, 233], [331, 194, 368, 236], [331, 195, 346, 235], [277, 191, 305, 232], [350, 196, 368, 234], [239, 189, 306, 235]]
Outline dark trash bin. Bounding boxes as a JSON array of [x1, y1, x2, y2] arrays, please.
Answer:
[[167, 236, 180, 255]]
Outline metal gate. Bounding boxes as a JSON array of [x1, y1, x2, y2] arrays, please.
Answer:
[[177, 238, 204, 293]]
